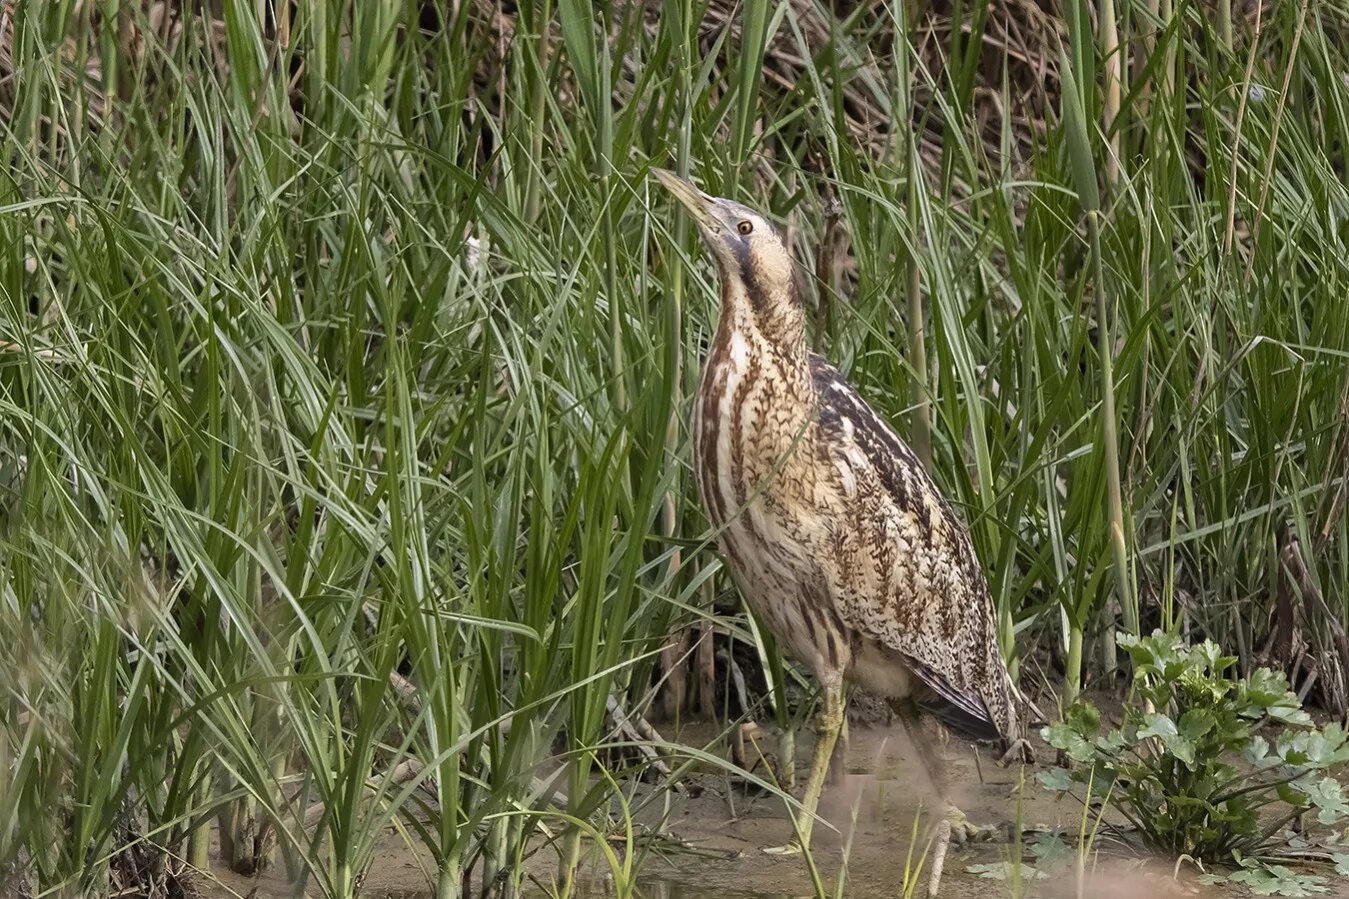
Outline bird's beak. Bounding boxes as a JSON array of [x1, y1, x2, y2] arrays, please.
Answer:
[[652, 169, 723, 235]]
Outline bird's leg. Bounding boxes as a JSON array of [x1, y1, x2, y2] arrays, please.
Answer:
[[895, 701, 999, 898], [763, 680, 844, 855], [826, 709, 849, 784], [801, 685, 845, 833]]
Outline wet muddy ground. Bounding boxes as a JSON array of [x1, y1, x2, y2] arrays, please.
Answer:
[[206, 718, 1349, 899]]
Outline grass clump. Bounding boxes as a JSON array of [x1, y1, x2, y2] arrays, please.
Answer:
[[1042, 631, 1349, 865]]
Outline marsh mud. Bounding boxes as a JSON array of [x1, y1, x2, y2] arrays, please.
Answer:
[[206, 721, 1346, 899]]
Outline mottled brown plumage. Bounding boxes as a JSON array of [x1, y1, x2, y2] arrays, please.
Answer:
[[656, 170, 1025, 891]]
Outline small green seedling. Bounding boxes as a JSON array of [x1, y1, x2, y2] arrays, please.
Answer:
[[1040, 631, 1349, 878]]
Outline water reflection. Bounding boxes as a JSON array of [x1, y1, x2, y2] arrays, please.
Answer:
[[526, 877, 794, 899]]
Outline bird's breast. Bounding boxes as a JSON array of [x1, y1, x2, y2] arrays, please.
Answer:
[[693, 331, 825, 587]]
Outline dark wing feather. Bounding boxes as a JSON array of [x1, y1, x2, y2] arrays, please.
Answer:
[[917, 689, 1002, 744], [808, 356, 1019, 744]]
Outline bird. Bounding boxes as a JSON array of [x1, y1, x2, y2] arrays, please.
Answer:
[[654, 169, 1030, 895]]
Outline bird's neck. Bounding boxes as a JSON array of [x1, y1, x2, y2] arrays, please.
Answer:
[[712, 290, 814, 402], [715, 281, 812, 393]]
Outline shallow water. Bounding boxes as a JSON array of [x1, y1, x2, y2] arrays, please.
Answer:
[[524, 879, 790, 899], [206, 720, 1345, 898]]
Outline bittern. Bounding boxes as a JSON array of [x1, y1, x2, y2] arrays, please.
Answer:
[[655, 169, 1028, 895]]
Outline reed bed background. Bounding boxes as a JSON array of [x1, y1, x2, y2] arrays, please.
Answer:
[[1, 0, 1347, 896]]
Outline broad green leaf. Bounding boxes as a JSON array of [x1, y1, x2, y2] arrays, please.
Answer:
[[1042, 722, 1096, 764], [1138, 712, 1197, 766], [1178, 708, 1216, 742], [1037, 767, 1075, 792], [1296, 777, 1349, 825], [1138, 713, 1179, 741], [1243, 735, 1277, 768], [1027, 831, 1074, 867], [1064, 701, 1101, 734], [965, 862, 1051, 882], [1227, 863, 1329, 896]]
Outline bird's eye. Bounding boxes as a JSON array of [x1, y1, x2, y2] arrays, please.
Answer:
[[736, 220, 754, 235]]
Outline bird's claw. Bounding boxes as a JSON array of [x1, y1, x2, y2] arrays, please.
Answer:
[[762, 840, 802, 856], [998, 737, 1033, 767], [946, 807, 1001, 845], [927, 806, 1002, 898]]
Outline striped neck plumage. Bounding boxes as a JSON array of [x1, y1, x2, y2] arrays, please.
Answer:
[[718, 265, 809, 365], [715, 275, 813, 398]]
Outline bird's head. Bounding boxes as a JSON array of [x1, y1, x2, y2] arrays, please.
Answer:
[[654, 169, 805, 350]]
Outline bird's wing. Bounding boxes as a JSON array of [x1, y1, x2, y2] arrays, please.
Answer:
[[808, 357, 1019, 744]]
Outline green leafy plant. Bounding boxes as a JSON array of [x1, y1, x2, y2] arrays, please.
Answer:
[[1041, 631, 1349, 863], [1199, 858, 1331, 897]]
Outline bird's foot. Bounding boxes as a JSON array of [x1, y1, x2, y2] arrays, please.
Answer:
[[927, 806, 1001, 898], [998, 738, 1033, 767], [761, 840, 803, 856], [946, 806, 1002, 845], [927, 817, 952, 899]]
